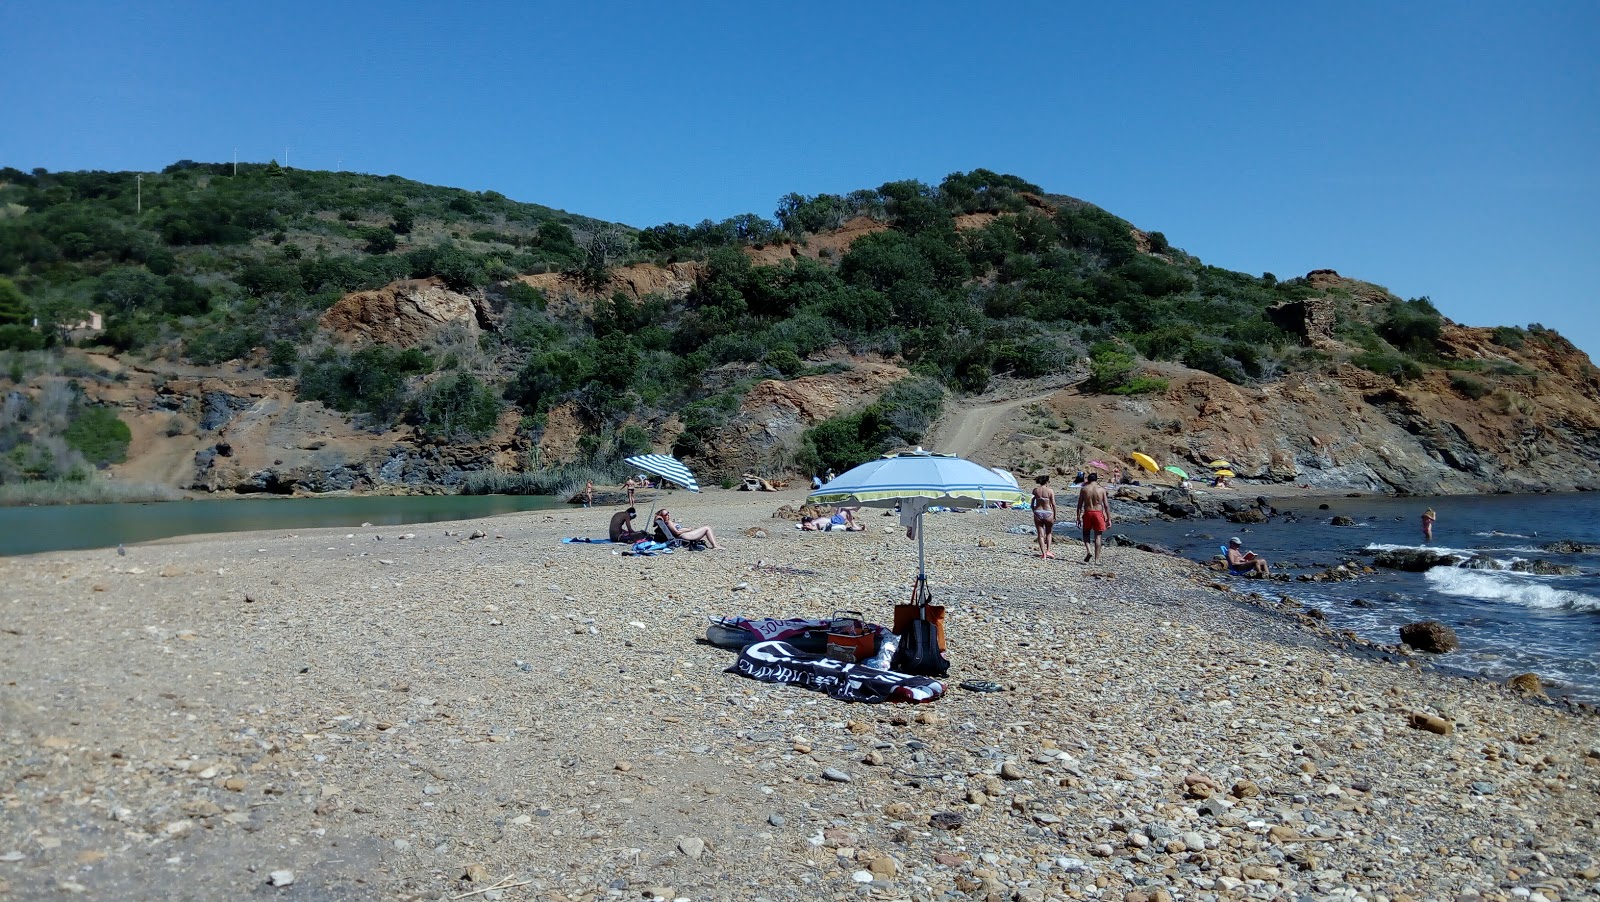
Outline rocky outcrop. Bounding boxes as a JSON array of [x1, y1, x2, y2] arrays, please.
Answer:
[[515, 262, 702, 314], [694, 361, 910, 478], [319, 278, 485, 347], [1374, 549, 1463, 571], [1267, 298, 1336, 348], [1399, 620, 1459, 653]]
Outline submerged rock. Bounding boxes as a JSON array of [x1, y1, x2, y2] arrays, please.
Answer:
[[1374, 548, 1461, 571]]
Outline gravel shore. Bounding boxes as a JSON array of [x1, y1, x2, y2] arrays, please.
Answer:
[[3, 490, 1597, 902]]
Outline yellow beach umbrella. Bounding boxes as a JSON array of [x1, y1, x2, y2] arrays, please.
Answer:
[[1213, 469, 1236, 478], [1129, 452, 1159, 473], [1208, 459, 1231, 468]]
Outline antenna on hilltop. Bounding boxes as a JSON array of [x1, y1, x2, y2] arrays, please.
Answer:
[[233, 147, 238, 176], [136, 174, 143, 215], [284, 146, 290, 169]]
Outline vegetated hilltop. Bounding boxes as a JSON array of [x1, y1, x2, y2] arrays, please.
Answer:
[[1, 163, 1597, 499]]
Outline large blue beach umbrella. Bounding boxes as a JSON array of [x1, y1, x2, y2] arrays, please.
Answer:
[[808, 449, 1027, 596]]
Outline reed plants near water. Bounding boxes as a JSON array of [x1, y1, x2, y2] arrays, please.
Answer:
[[0, 477, 184, 506]]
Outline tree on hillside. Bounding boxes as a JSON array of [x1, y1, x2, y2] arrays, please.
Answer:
[[0, 277, 28, 326], [574, 225, 629, 290]]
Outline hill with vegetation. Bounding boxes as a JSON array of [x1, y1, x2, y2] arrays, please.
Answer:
[[2, 163, 1597, 500]]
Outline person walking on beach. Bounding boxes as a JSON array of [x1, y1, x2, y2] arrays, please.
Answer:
[[1422, 507, 1436, 543], [1075, 472, 1111, 563], [583, 480, 594, 508], [624, 476, 638, 506], [1030, 474, 1057, 559]]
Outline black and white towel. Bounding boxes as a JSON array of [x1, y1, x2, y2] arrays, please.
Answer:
[[726, 640, 945, 704]]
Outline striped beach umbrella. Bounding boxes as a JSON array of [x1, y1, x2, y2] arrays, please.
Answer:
[[809, 449, 1027, 595], [623, 454, 700, 492]]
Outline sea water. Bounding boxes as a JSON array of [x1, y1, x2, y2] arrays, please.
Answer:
[[1120, 492, 1600, 703]]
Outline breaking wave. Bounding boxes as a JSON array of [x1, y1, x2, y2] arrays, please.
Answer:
[[1423, 568, 1600, 612]]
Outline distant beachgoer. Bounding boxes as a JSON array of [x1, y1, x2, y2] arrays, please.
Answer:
[[801, 506, 864, 531], [1225, 536, 1269, 576], [1076, 473, 1110, 563], [624, 476, 638, 506], [583, 480, 594, 508], [1422, 507, 1436, 543], [825, 468, 837, 483], [1030, 474, 1056, 559], [811, 473, 824, 490]]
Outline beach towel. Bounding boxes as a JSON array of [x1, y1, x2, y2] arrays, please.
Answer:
[[562, 537, 616, 544], [710, 616, 891, 645], [622, 540, 674, 556], [726, 640, 945, 704]]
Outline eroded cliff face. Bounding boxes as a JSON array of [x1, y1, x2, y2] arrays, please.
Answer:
[[317, 277, 491, 348], [1003, 324, 1600, 494]]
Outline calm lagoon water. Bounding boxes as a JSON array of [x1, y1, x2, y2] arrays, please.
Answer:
[[0, 494, 563, 557]]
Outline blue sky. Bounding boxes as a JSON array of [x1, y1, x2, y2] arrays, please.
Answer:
[[4, 1, 1596, 357]]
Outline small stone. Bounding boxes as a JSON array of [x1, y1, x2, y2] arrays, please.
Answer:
[[822, 768, 852, 783], [223, 777, 247, 792], [862, 750, 885, 766], [1231, 779, 1260, 798], [268, 870, 295, 887], [767, 813, 785, 827], [469, 530, 487, 540], [867, 855, 898, 879], [1182, 832, 1206, 852], [851, 870, 874, 883], [1000, 761, 1024, 780], [1091, 843, 1114, 858], [1407, 711, 1454, 735], [676, 836, 706, 860], [1470, 781, 1498, 794]]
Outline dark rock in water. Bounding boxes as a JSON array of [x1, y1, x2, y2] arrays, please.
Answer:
[[1226, 508, 1268, 524], [1318, 503, 1330, 510], [1349, 598, 1373, 607], [1374, 548, 1460, 571], [1109, 534, 1178, 556], [1330, 515, 1356, 526], [1512, 559, 1582, 576], [1542, 540, 1598, 554], [1399, 620, 1459, 653], [1463, 555, 1506, 571]]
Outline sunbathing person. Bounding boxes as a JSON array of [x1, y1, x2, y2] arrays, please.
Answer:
[[653, 508, 722, 549], [1225, 536, 1269, 576], [609, 507, 649, 543], [800, 506, 865, 531]]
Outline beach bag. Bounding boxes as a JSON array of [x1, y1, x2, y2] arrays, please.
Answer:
[[892, 617, 948, 677], [825, 610, 876, 663]]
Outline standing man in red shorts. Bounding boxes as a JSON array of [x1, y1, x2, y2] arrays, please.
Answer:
[[1076, 472, 1111, 563]]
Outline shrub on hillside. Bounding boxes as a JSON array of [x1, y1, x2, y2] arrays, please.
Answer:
[[1086, 345, 1136, 392], [1490, 326, 1526, 349], [412, 373, 502, 441], [1352, 350, 1424, 383], [62, 405, 131, 466], [1377, 298, 1443, 355], [1450, 374, 1490, 400], [298, 345, 434, 427]]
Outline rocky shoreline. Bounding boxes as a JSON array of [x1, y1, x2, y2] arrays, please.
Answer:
[[2, 490, 1597, 901]]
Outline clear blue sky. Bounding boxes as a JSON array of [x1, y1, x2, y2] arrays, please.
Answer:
[[5, 1, 1596, 357]]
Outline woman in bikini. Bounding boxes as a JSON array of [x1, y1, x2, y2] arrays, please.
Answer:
[[1031, 474, 1057, 559]]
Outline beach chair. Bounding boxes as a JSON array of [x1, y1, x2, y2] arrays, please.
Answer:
[[653, 516, 708, 551]]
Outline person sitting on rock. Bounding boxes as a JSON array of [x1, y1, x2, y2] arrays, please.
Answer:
[[1225, 536, 1269, 576]]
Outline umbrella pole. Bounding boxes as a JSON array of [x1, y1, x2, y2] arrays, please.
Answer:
[[917, 509, 927, 585]]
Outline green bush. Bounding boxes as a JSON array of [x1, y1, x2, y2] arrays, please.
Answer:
[[1352, 350, 1424, 383], [1377, 298, 1443, 355], [0, 324, 45, 351], [412, 372, 502, 440], [1450, 374, 1489, 399], [298, 345, 434, 427], [1490, 326, 1526, 349], [1086, 345, 1136, 392], [1110, 376, 1169, 396], [62, 406, 131, 466]]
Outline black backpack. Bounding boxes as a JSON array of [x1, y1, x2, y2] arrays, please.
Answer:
[[892, 618, 949, 678]]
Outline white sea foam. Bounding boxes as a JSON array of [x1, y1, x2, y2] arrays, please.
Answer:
[[1423, 568, 1600, 612], [1473, 530, 1534, 539], [1363, 543, 1476, 557]]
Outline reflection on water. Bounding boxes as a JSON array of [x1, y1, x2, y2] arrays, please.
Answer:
[[0, 494, 564, 557]]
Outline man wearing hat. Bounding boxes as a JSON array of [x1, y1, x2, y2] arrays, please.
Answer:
[[1225, 536, 1269, 576]]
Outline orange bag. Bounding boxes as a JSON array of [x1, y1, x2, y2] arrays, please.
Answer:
[[826, 610, 876, 663]]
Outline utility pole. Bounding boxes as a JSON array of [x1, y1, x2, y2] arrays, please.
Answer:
[[285, 146, 290, 168], [136, 174, 142, 215], [233, 148, 238, 176]]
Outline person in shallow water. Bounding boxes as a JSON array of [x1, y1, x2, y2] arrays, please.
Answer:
[[1422, 507, 1436, 543]]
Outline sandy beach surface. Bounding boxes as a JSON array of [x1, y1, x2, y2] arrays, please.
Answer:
[[2, 490, 1597, 902]]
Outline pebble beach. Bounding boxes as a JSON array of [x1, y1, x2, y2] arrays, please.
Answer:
[[2, 490, 1597, 902]]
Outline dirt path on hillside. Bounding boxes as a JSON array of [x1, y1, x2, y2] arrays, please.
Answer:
[[928, 382, 1069, 461]]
